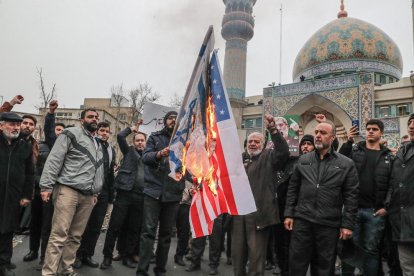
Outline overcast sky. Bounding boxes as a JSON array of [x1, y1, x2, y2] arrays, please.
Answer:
[[1, 0, 413, 114]]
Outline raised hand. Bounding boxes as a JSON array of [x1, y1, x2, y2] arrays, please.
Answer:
[[315, 113, 326, 123], [347, 125, 359, 142], [49, 100, 58, 113], [10, 95, 24, 106]]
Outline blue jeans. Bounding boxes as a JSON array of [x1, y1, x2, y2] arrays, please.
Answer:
[[351, 208, 385, 276]]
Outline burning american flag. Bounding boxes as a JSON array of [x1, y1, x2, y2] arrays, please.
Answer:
[[169, 26, 256, 237]]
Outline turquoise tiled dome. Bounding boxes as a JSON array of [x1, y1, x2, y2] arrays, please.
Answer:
[[292, 17, 403, 81]]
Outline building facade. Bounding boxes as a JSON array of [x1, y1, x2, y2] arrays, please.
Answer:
[[232, 2, 414, 150]]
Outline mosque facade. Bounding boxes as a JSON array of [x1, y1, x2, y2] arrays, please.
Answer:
[[225, 1, 414, 150]]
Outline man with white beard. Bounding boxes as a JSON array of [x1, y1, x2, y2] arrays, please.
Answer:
[[231, 114, 289, 276], [0, 112, 34, 276]]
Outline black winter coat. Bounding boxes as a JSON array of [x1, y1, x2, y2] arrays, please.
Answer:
[[0, 135, 34, 233], [387, 143, 414, 242], [34, 141, 50, 194], [114, 127, 143, 193], [142, 128, 184, 202], [285, 150, 359, 230], [339, 141, 393, 210], [244, 131, 290, 229], [275, 156, 299, 221], [100, 141, 116, 203]]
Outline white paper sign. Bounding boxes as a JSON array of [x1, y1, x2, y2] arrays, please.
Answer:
[[140, 102, 179, 135]]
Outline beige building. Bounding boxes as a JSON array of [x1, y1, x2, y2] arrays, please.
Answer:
[[83, 96, 137, 124], [16, 98, 133, 164]]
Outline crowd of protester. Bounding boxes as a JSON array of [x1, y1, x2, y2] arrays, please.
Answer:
[[0, 94, 414, 276]]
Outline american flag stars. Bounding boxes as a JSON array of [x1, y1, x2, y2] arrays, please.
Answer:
[[210, 52, 230, 122]]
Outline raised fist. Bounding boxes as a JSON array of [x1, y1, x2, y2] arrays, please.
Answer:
[[10, 95, 24, 106]]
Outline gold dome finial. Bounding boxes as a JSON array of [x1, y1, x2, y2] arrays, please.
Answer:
[[337, 0, 348, 18]]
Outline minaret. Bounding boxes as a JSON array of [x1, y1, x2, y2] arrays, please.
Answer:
[[221, 0, 257, 102], [221, 0, 257, 127]]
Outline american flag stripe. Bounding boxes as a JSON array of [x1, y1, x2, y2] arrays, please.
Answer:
[[201, 182, 218, 220], [212, 130, 238, 214], [190, 192, 209, 237]]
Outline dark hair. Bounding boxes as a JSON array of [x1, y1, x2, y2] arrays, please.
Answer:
[[133, 131, 147, 141], [97, 122, 110, 129], [366, 119, 384, 132], [55, 122, 66, 129], [22, 114, 37, 125], [332, 137, 339, 151], [80, 108, 98, 119]]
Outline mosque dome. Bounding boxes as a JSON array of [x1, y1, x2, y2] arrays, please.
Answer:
[[292, 15, 403, 82]]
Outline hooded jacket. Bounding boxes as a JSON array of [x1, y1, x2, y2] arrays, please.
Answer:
[[142, 128, 184, 202]]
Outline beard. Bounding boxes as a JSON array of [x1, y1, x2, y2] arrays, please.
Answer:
[[165, 124, 175, 134], [315, 141, 330, 150], [247, 147, 263, 157], [2, 129, 20, 140], [97, 134, 108, 142], [83, 121, 98, 132], [20, 128, 32, 138]]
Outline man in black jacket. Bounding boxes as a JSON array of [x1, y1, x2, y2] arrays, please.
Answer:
[[74, 121, 116, 269], [23, 100, 65, 269], [387, 114, 414, 275], [100, 122, 145, 269], [274, 134, 315, 276], [339, 119, 392, 276], [284, 121, 359, 276], [0, 112, 34, 276], [136, 111, 185, 276], [231, 114, 289, 276]]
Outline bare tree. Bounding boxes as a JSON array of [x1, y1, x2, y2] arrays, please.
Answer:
[[128, 82, 160, 123], [169, 92, 184, 108], [110, 84, 125, 108], [36, 67, 57, 140], [109, 84, 128, 163], [37, 67, 56, 109]]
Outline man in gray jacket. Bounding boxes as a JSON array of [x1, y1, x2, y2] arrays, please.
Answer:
[[40, 108, 104, 276]]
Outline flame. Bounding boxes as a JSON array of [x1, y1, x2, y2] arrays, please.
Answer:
[[178, 93, 218, 196], [181, 141, 190, 175], [206, 95, 217, 156], [205, 95, 218, 195]]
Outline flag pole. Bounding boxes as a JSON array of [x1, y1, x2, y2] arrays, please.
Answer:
[[170, 26, 214, 145]]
